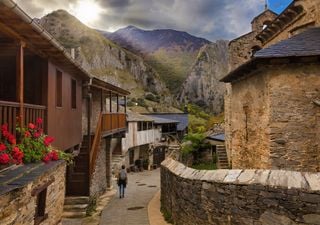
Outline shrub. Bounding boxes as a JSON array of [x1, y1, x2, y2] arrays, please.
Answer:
[[137, 98, 147, 107]]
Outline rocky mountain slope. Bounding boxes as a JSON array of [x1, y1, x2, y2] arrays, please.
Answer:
[[178, 40, 229, 114], [101, 26, 211, 94], [39, 10, 174, 111]]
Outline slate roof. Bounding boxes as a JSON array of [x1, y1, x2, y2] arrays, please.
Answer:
[[221, 27, 320, 83], [207, 133, 225, 142], [127, 112, 154, 122], [144, 113, 188, 131], [0, 161, 64, 195], [148, 116, 179, 125], [255, 28, 320, 58]]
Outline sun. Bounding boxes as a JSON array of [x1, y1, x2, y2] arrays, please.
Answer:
[[71, 0, 103, 25]]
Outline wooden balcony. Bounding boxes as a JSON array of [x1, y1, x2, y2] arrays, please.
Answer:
[[0, 100, 46, 135], [101, 113, 126, 135]]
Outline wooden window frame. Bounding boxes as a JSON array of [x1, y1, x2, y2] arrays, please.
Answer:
[[32, 178, 54, 225], [71, 78, 77, 109], [56, 70, 62, 108]]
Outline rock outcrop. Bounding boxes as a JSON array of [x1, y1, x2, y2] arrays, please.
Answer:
[[178, 40, 229, 114], [39, 10, 173, 105]]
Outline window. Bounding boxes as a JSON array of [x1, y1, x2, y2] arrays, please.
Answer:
[[34, 188, 48, 225], [138, 122, 142, 131], [71, 79, 77, 109], [56, 70, 62, 107], [129, 149, 134, 165], [143, 122, 147, 130]]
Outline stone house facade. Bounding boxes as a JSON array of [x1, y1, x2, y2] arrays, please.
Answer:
[[225, 0, 320, 168], [222, 26, 320, 172]]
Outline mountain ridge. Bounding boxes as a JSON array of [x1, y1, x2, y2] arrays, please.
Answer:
[[101, 26, 211, 94]]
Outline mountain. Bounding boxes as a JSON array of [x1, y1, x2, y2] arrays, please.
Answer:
[[178, 40, 229, 114], [39, 10, 175, 112], [101, 26, 211, 94]]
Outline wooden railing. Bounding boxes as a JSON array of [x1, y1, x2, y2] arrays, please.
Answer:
[[101, 113, 126, 133], [0, 101, 46, 136], [89, 113, 102, 177]]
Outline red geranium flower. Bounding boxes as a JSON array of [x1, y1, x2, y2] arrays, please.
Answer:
[[44, 136, 54, 146], [33, 132, 41, 138], [50, 150, 59, 161], [0, 143, 6, 152], [12, 147, 23, 164], [7, 134, 16, 145], [0, 153, 10, 164], [28, 123, 36, 129], [36, 118, 43, 125], [42, 154, 51, 163], [24, 131, 31, 138]]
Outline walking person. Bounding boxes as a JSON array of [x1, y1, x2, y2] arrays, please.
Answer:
[[117, 165, 128, 198]]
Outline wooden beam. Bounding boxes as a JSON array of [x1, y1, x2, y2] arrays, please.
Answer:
[[100, 88, 103, 112], [116, 94, 119, 112], [109, 91, 112, 113], [16, 42, 25, 128]]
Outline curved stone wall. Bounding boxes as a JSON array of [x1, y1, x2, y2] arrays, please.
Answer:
[[161, 158, 320, 225]]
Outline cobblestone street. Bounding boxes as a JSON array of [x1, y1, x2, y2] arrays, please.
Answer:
[[99, 169, 160, 225]]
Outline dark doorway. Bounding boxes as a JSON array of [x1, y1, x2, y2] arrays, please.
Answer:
[[153, 147, 165, 166]]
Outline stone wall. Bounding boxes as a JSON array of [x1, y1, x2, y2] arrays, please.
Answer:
[[0, 161, 66, 225], [230, 64, 320, 171], [161, 158, 320, 225], [230, 70, 270, 169], [90, 138, 107, 196], [268, 64, 320, 172], [251, 10, 277, 32]]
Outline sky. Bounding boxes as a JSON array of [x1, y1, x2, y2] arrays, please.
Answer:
[[15, 0, 293, 41]]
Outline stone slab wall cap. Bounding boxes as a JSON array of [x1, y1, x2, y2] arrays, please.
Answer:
[[173, 163, 186, 176], [237, 169, 257, 184], [180, 167, 195, 179], [268, 170, 289, 188], [287, 171, 307, 189], [200, 171, 216, 181], [252, 170, 271, 185], [224, 169, 243, 183], [304, 173, 320, 191], [211, 169, 229, 182], [193, 170, 207, 180]]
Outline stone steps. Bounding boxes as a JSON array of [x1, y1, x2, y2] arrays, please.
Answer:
[[216, 146, 229, 169], [63, 196, 89, 218]]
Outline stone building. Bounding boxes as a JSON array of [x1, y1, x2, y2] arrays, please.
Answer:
[[223, 25, 320, 172], [225, 8, 278, 163], [224, 0, 320, 170]]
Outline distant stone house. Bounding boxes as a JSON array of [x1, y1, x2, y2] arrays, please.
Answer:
[[221, 28, 320, 172], [121, 112, 161, 170], [144, 113, 189, 140]]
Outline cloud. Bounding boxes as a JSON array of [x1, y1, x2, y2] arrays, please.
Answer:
[[14, 0, 272, 41]]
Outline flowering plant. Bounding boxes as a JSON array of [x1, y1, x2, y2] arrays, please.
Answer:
[[0, 118, 72, 166]]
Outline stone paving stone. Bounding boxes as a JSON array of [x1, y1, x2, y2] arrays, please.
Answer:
[[99, 169, 160, 225]]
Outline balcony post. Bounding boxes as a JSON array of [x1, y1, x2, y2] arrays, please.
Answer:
[[124, 96, 127, 114], [16, 42, 25, 128]]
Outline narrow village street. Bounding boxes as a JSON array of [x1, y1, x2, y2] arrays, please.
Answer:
[[99, 169, 161, 225]]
